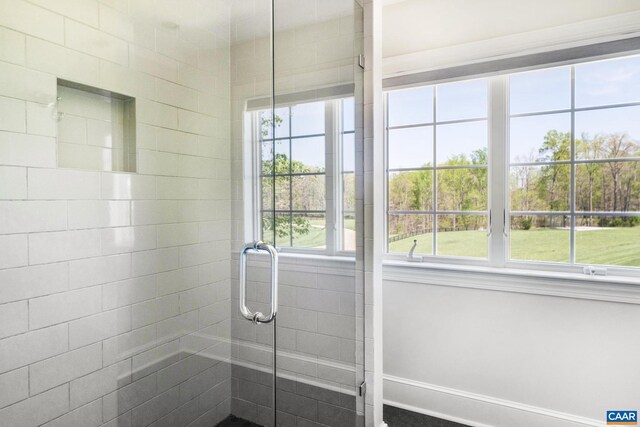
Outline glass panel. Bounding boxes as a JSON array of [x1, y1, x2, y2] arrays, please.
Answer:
[[274, 106, 290, 139], [291, 213, 326, 248], [261, 177, 274, 210], [260, 109, 275, 139], [509, 66, 571, 114], [292, 174, 325, 211], [291, 101, 325, 136], [388, 214, 433, 254], [343, 212, 356, 252], [274, 212, 292, 247], [510, 113, 571, 163], [575, 215, 640, 266], [262, 211, 275, 245], [274, 175, 291, 210], [576, 162, 640, 212], [388, 126, 433, 169], [261, 139, 274, 173], [387, 86, 433, 127], [263, 139, 289, 174], [575, 55, 640, 108], [510, 214, 570, 262], [272, 0, 364, 423], [575, 106, 640, 159], [388, 170, 433, 211], [436, 168, 488, 211], [343, 97, 355, 132], [436, 79, 488, 121], [509, 165, 570, 212], [291, 136, 325, 172], [343, 132, 355, 172], [343, 172, 356, 211], [436, 121, 488, 166], [436, 214, 488, 258]]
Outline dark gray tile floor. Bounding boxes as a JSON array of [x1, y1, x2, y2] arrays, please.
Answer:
[[216, 414, 262, 426], [218, 406, 465, 427], [384, 405, 469, 427]]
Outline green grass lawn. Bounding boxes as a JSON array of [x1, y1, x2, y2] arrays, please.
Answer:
[[275, 218, 357, 248], [389, 226, 640, 266]]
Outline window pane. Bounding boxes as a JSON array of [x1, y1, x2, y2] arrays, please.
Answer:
[[575, 215, 640, 266], [575, 55, 640, 108], [436, 79, 487, 121], [388, 214, 433, 254], [510, 67, 571, 114], [273, 213, 292, 247], [576, 162, 640, 212], [261, 177, 273, 210], [388, 126, 433, 169], [261, 212, 275, 245], [262, 140, 289, 175], [291, 102, 325, 136], [436, 168, 488, 211], [261, 140, 274, 173], [292, 214, 325, 248], [388, 170, 433, 211], [342, 133, 355, 172], [291, 136, 325, 172], [510, 215, 569, 263], [510, 113, 571, 163], [436, 214, 487, 258], [575, 106, 640, 159], [509, 165, 570, 212], [260, 111, 272, 139], [388, 86, 433, 127], [267, 107, 290, 138], [436, 121, 487, 166], [292, 174, 325, 211], [343, 213, 356, 252], [343, 172, 356, 211], [342, 97, 355, 132], [274, 176, 290, 210]]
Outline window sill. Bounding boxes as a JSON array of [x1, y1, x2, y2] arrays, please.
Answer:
[[383, 259, 640, 305], [232, 250, 356, 270]]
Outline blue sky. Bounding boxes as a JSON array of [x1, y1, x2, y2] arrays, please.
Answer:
[[261, 54, 640, 173], [387, 55, 640, 169]]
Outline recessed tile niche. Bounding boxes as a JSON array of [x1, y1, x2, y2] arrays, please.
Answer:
[[56, 79, 136, 172]]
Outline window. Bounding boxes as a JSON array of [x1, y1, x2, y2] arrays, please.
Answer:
[[386, 79, 489, 259], [386, 53, 640, 272], [256, 97, 355, 253], [509, 55, 640, 268]]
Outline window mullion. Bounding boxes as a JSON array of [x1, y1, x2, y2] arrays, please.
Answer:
[[488, 75, 508, 267]]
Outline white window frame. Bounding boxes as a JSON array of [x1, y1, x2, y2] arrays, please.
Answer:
[[383, 51, 640, 280], [248, 98, 355, 256]]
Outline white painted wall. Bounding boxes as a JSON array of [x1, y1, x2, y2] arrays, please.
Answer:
[[383, 273, 640, 426]]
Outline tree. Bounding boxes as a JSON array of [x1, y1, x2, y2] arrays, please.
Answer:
[[600, 133, 636, 212], [537, 131, 571, 214], [259, 112, 322, 244]]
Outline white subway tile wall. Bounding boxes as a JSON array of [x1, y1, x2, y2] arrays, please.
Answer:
[[0, 1, 232, 427]]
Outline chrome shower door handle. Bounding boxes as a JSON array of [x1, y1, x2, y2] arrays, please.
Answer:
[[239, 241, 278, 324]]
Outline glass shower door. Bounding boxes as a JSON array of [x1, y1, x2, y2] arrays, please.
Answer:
[[230, 0, 364, 425]]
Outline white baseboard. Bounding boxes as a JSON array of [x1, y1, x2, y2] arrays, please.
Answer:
[[383, 375, 603, 427]]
